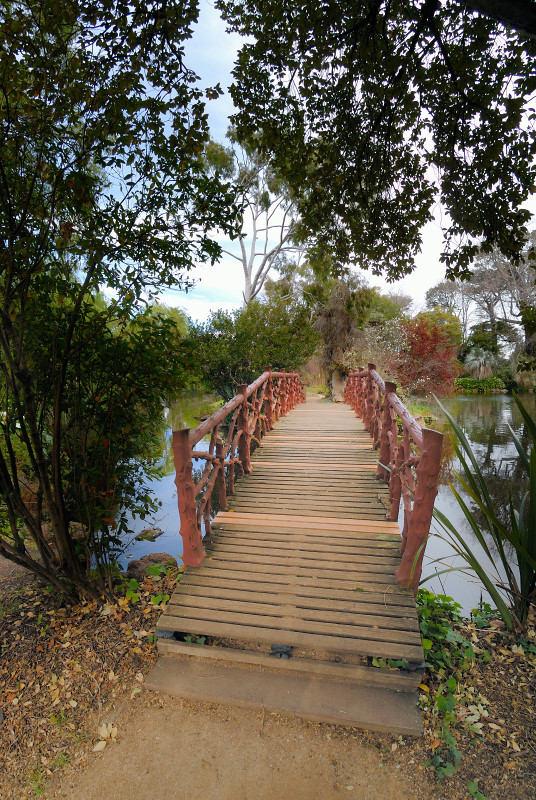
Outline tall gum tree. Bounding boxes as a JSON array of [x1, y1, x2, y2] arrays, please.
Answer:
[[0, 0, 238, 595], [218, 0, 536, 279], [204, 137, 300, 305]]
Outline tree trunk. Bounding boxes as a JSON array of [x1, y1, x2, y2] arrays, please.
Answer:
[[331, 368, 346, 402]]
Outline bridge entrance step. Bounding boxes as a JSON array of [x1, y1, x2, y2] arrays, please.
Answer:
[[145, 649, 423, 736]]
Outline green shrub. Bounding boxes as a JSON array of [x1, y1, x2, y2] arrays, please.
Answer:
[[454, 376, 505, 393]]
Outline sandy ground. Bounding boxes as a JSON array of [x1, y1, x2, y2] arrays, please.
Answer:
[[50, 692, 434, 800]]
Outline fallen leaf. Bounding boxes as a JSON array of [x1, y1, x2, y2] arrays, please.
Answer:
[[92, 740, 106, 752]]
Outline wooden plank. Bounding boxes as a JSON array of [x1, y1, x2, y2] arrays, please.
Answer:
[[227, 506, 389, 519], [156, 614, 424, 661], [210, 533, 400, 553], [214, 511, 400, 531], [184, 564, 399, 592], [228, 502, 388, 514], [180, 574, 415, 607], [166, 594, 420, 633], [229, 496, 387, 508], [160, 604, 422, 646], [207, 544, 400, 569], [245, 462, 378, 469], [211, 525, 400, 544], [156, 640, 423, 692], [174, 581, 417, 617], [206, 553, 397, 578]]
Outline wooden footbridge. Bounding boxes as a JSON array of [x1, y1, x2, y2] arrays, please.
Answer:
[[147, 369, 444, 735]]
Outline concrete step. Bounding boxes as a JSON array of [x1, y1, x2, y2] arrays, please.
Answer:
[[145, 651, 423, 736]]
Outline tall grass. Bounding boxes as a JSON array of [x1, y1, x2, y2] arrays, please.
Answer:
[[427, 395, 536, 630]]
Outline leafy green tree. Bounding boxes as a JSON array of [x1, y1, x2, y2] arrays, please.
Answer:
[[365, 289, 409, 326], [218, 0, 536, 278], [0, 0, 237, 595], [265, 262, 373, 394], [461, 320, 521, 360], [188, 298, 319, 400], [415, 309, 463, 351], [426, 280, 472, 341]]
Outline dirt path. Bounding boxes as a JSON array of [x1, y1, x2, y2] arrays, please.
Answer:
[[50, 692, 435, 800]]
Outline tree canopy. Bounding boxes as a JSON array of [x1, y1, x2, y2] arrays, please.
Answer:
[[218, 0, 536, 279], [188, 298, 319, 400], [0, 0, 237, 594]]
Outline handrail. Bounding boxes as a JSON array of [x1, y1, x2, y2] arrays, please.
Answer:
[[344, 362, 444, 594], [173, 369, 305, 566]]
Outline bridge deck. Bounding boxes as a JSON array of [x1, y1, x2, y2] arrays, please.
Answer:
[[157, 398, 423, 665]]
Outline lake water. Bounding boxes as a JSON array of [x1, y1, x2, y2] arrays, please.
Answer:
[[121, 390, 535, 615], [421, 393, 535, 613], [120, 391, 221, 568]]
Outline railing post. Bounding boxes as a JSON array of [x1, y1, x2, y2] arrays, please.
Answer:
[[265, 367, 274, 430], [376, 381, 396, 481], [389, 441, 403, 521], [215, 439, 228, 511], [396, 428, 443, 594], [366, 362, 377, 436], [173, 428, 205, 567], [237, 383, 252, 474], [357, 366, 366, 419], [299, 372, 306, 403], [280, 369, 287, 416]]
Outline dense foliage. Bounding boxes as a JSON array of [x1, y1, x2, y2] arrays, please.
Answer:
[[188, 298, 319, 400], [219, 0, 536, 278], [0, 0, 237, 594], [454, 376, 506, 392], [392, 312, 462, 396]]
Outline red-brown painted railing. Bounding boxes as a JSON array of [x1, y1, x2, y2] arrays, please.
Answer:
[[344, 363, 444, 594], [173, 370, 305, 567]]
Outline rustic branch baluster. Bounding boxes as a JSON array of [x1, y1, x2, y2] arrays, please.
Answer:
[[344, 366, 443, 593], [280, 369, 287, 416], [376, 381, 394, 481], [396, 429, 443, 591], [265, 368, 274, 431], [215, 439, 228, 512], [173, 371, 305, 567], [173, 428, 205, 566], [237, 384, 252, 475]]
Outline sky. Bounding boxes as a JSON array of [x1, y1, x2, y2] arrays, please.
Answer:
[[160, 1, 522, 322]]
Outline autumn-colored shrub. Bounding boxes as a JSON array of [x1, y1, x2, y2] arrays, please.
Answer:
[[393, 314, 461, 396]]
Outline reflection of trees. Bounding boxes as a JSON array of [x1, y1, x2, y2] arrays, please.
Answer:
[[167, 393, 222, 432], [434, 395, 535, 557]]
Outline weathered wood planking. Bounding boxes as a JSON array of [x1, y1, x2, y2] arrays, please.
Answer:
[[158, 398, 424, 667]]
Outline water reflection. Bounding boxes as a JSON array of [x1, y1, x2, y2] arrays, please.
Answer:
[[120, 391, 221, 567], [422, 394, 535, 613]]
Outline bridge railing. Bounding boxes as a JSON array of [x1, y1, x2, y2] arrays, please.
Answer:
[[344, 363, 444, 593], [173, 370, 305, 567]]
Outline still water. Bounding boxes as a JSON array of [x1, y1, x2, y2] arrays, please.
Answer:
[[122, 391, 535, 615], [422, 393, 535, 613], [120, 392, 221, 567]]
